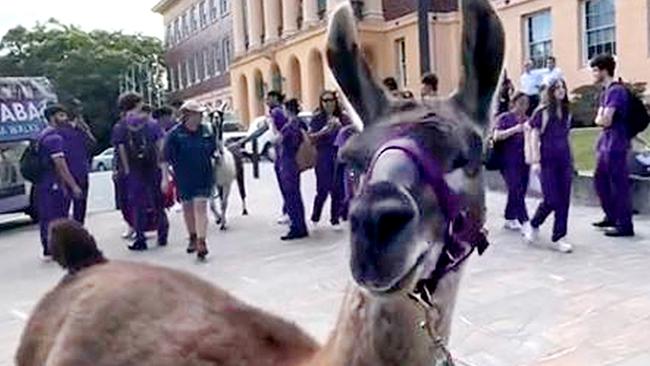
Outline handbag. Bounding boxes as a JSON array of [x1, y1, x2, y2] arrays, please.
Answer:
[[296, 131, 317, 172], [483, 136, 502, 171]]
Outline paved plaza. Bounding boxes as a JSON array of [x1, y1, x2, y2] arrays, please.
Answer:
[[0, 163, 649, 366]]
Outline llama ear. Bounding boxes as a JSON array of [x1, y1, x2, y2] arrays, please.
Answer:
[[326, 4, 388, 126], [452, 0, 505, 128]]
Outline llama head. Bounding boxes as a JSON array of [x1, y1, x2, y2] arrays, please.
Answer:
[[327, 0, 504, 296]]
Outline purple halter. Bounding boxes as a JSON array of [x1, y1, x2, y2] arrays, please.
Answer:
[[364, 139, 490, 293]]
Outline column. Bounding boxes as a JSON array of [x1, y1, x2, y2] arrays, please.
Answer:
[[363, 0, 384, 21], [303, 0, 319, 28], [232, 0, 246, 56], [264, 0, 281, 43], [246, 0, 263, 49], [327, 0, 343, 13], [282, 0, 299, 37]]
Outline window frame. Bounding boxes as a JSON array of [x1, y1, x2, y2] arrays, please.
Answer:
[[199, 1, 208, 29], [220, 0, 229, 16], [222, 37, 231, 70], [524, 9, 553, 69], [581, 0, 617, 64], [394, 38, 408, 88]]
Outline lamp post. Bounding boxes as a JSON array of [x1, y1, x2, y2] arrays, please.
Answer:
[[418, 0, 431, 75]]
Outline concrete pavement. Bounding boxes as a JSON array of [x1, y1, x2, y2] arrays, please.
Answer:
[[0, 164, 649, 365]]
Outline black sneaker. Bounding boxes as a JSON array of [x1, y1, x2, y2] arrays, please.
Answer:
[[281, 231, 309, 241], [128, 240, 148, 251], [592, 219, 615, 229], [605, 228, 635, 237]]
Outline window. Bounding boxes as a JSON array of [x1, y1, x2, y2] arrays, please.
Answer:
[[394, 38, 407, 87], [181, 13, 189, 38], [213, 43, 222, 74], [168, 67, 175, 91], [222, 38, 231, 70], [188, 57, 196, 85], [197, 52, 206, 81], [220, 0, 229, 15], [209, 0, 218, 21], [583, 0, 616, 61], [204, 48, 214, 77], [525, 10, 552, 68], [317, 0, 327, 19], [199, 1, 208, 28], [165, 24, 173, 46], [180, 62, 187, 89], [190, 6, 199, 33], [173, 18, 181, 43]]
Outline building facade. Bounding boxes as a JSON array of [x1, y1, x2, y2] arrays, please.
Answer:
[[153, 0, 234, 111], [494, 0, 650, 96], [229, 0, 462, 126]]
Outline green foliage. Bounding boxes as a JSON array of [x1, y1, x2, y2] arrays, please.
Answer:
[[0, 20, 165, 153], [569, 82, 647, 128]]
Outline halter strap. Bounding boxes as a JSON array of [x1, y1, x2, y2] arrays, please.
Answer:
[[365, 139, 489, 293]]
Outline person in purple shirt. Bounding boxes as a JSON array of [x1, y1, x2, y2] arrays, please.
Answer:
[[113, 94, 169, 251], [333, 122, 360, 221], [67, 99, 96, 225], [493, 92, 531, 234], [278, 111, 309, 241], [590, 55, 634, 237], [153, 106, 178, 133], [309, 91, 351, 227], [525, 79, 573, 253], [265, 91, 290, 224], [36, 104, 86, 260]]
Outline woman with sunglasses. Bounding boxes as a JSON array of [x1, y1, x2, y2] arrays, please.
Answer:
[[309, 91, 351, 228]]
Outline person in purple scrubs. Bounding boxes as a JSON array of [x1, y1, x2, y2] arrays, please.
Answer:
[[333, 123, 360, 222], [493, 92, 531, 233], [67, 99, 96, 225], [265, 91, 290, 225], [590, 55, 635, 237], [278, 110, 309, 241], [309, 91, 351, 227], [525, 79, 574, 253], [113, 95, 169, 251], [36, 105, 86, 260]]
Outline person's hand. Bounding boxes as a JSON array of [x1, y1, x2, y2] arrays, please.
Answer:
[[71, 185, 83, 199], [531, 163, 542, 175], [515, 123, 525, 133], [160, 178, 169, 194]]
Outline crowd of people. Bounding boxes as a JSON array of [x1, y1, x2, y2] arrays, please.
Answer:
[[493, 54, 637, 254]]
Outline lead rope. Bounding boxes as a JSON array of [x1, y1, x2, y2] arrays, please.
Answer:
[[408, 289, 456, 366]]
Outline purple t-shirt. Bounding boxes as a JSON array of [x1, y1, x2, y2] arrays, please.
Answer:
[[530, 108, 572, 162], [38, 124, 91, 187], [597, 84, 630, 153], [335, 124, 359, 148], [270, 106, 288, 132], [495, 112, 526, 165]]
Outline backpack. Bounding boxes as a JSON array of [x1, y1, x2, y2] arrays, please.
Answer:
[[20, 140, 43, 183], [126, 127, 158, 173], [625, 88, 650, 138]]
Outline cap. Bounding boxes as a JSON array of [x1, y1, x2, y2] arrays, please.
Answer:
[[180, 100, 207, 113]]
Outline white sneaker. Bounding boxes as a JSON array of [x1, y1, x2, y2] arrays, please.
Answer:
[[40, 254, 53, 263], [524, 225, 539, 244], [276, 215, 290, 225], [504, 220, 522, 231], [549, 240, 573, 253], [122, 227, 135, 239]]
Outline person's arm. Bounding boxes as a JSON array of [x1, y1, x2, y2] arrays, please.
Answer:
[[118, 144, 130, 175], [493, 124, 523, 141], [52, 156, 82, 197], [595, 107, 615, 127], [529, 128, 541, 165], [311, 117, 341, 139]]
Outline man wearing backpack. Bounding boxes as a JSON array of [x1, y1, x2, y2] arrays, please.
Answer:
[[36, 104, 87, 260], [591, 55, 635, 237], [113, 94, 169, 251]]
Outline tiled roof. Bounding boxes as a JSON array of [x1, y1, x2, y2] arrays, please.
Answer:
[[383, 0, 459, 21]]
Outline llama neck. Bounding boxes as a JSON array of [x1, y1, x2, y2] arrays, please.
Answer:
[[309, 272, 461, 366]]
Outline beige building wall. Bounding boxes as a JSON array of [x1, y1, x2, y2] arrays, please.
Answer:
[[230, 1, 463, 126], [495, 0, 650, 94]]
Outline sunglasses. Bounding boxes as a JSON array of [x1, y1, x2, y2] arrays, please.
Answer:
[[322, 98, 336, 103]]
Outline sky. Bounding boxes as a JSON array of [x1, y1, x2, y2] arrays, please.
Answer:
[[0, 0, 163, 40]]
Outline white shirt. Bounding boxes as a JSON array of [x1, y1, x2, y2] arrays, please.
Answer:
[[520, 70, 543, 96], [541, 67, 564, 87]]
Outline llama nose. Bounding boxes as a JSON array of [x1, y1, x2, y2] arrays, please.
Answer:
[[351, 193, 416, 245]]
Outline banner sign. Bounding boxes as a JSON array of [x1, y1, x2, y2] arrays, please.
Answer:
[[0, 77, 57, 142]]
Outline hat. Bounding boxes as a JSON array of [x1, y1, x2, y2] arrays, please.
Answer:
[[43, 104, 69, 121], [180, 100, 206, 113]]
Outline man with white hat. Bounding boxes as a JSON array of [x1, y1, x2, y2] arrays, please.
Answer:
[[162, 100, 217, 260]]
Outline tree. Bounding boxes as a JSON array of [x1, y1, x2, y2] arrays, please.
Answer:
[[0, 20, 165, 152], [570, 82, 647, 128]]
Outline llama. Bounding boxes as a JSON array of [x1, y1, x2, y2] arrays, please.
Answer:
[[15, 1, 504, 365], [209, 110, 248, 230]]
